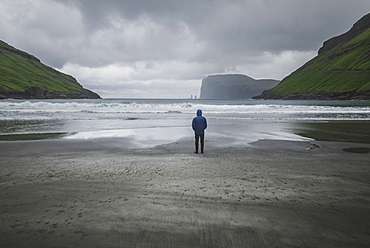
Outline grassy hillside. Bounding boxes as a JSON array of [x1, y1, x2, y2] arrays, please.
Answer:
[[255, 13, 370, 100], [0, 40, 100, 99], [271, 28, 370, 94]]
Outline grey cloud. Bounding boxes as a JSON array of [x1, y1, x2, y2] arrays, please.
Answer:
[[6, 0, 370, 68], [70, 0, 369, 67], [1, 0, 369, 97]]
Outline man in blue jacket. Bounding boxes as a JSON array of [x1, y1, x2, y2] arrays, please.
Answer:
[[192, 109, 207, 154]]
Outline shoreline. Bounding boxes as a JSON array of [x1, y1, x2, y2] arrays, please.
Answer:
[[1, 138, 370, 247]]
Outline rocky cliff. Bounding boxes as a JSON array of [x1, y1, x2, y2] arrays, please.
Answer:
[[254, 13, 370, 100], [200, 74, 279, 99], [0, 40, 100, 99]]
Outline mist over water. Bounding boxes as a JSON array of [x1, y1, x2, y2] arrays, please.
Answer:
[[1, 99, 370, 145]]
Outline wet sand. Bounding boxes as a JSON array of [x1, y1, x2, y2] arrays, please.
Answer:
[[1, 138, 370, 247]]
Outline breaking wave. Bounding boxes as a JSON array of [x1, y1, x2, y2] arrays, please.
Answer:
[[1, 99, 370, 121]]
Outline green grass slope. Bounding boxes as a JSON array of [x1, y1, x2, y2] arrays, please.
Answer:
[[255, 13, 370, 100], [0, 40, 100, 99], [272, 29, 370, 94]]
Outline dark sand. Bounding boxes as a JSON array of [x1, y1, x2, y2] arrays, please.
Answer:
[[1, 138, 370, 247]]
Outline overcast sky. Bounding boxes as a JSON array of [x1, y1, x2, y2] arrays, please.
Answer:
[[1, 0, 369, 98]]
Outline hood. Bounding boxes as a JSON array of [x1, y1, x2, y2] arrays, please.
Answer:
[[197, 109, 202, 116]]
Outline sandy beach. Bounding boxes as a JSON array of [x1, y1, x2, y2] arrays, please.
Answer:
[[1, 137, 370, 247]]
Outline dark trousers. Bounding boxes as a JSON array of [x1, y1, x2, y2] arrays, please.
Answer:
[[195, 134, 204, 153]]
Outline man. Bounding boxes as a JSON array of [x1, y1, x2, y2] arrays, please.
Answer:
[[192, 109, 207, 154]]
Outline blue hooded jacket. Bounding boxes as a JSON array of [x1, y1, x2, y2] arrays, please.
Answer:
[[192, 109, 207, 135]]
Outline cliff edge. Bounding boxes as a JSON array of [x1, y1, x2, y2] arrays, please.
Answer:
[[254, 13, 370, 100], [0, 40, 100, 99], [200, 74, 279, 99]]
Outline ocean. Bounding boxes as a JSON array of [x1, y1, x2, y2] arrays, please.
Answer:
[[1, 99, 370, 146]]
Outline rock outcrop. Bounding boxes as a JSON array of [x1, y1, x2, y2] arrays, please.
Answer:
[[253, 90, 370, 100], [200, 74, 279, 99], [0, 86, 100, 100], [318, 13, 370, 55]]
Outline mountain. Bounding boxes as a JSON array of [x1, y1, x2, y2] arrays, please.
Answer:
[[200, 74, 279, 99], [0, 40, 100, 99], [254, 13, 370, 100]]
